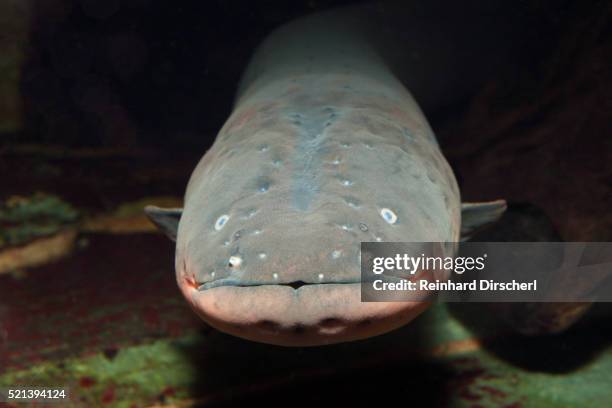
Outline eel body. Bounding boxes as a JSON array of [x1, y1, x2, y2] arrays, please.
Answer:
[[146, 6, 506, 346]]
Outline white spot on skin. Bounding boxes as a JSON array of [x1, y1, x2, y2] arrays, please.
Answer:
[[318, 273, 325, 281], [258, 252, 267, 260], [229, 256, 242, 268], [341, 179, 352, 186], [273, 272, 279, 280], [380, 208, 398, 224], [345, 198, 359, 208], [211, 271, 216, 278], [332, 250, 342, 259], [253, 229, 262, 235], [215, 214, 230, 231], [341, 224, 350, 231]]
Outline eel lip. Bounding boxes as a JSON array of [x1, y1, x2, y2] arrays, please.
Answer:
[[196, 275, 409, 291], [197, 279, 361, 291]]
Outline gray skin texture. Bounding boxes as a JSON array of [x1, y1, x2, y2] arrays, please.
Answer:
[[146, 6, 507, 346]]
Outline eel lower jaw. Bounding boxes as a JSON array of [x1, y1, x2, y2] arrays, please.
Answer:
[[179, 280, 431, 346]]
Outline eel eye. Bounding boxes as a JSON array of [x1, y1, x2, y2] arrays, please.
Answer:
[[380, 208, 398, 224], [215, 214, 230, 231]]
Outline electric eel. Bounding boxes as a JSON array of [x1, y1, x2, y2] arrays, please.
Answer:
[[145, 4, 513, 346]]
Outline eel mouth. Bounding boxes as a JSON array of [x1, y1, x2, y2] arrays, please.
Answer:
[[196, 279, 361, 291], [194, 273, 414, 291]]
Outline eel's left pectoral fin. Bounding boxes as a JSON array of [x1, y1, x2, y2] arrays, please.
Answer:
[[144, 205, 183, 242], [460, 199, 507, 241]]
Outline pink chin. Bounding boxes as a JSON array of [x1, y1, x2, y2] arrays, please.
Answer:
[[178, 279, 431, 347]]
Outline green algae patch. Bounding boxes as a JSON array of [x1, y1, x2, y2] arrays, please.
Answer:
[[0, 337, 199, 407], [0, 194, 79, 249], [441, 346, 612, 408]]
